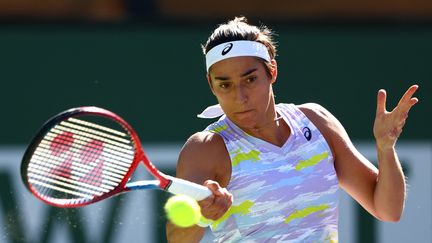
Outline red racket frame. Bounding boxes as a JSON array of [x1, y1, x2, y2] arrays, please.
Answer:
[[21, 106, 173, 207]]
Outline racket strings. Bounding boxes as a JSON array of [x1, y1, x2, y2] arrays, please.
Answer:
[[35, 135, 129, 179], [43, 132, 133, 169], [28, 117, 136, 203]]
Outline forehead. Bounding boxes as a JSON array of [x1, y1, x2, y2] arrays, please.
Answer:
[[209, 56, 264, 77]]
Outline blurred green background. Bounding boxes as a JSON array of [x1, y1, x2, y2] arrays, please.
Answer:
[[0, 23, 430, 144]]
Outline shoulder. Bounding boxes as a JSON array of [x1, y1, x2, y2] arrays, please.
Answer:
[[296, 103, 348, 150], [297, 103, 337, 127], [181, 131, 226, 155], [297, 102, 330, 117], [177, 131, 231, 187]]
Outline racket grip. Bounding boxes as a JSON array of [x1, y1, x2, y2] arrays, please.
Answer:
[[166, 176, 212, 201]]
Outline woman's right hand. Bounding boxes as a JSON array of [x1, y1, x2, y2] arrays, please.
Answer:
[[199, 180, 233, 220]]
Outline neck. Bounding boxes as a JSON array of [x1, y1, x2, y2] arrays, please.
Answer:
[[244, 114, 289, 147], [251, 115, 283, 133]]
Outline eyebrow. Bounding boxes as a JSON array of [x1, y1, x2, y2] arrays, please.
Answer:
[[213, 68, 258, 81]]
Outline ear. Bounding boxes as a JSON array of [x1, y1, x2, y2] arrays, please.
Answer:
[[270, 59, 278, 84], [207, 74, 216, 95]]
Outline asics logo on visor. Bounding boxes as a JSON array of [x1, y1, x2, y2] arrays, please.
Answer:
[[221, 43, 233, 55]]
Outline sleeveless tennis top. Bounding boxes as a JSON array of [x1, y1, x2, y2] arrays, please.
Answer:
[[203, 103, 339, 243]]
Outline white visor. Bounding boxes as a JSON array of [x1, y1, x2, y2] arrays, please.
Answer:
[[205, 40, 271, 72]]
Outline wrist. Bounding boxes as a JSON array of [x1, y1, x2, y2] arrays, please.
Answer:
[[197, 215, 214, 228], [375, 144, 399, 166], [376, 144, 396, 152], [375, 139, 396, 152]]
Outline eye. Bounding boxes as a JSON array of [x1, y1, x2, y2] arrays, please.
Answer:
[[246, 76, 257, 84], [219, 82, 231, 89]]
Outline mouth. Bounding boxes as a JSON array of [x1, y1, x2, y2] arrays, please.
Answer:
[[235, 109, 254, 115]]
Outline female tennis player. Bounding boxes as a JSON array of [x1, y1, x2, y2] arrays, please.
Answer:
[[166, 17, 419, 242]]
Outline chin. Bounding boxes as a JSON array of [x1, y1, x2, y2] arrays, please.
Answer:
[[233, 119, 257, 130]]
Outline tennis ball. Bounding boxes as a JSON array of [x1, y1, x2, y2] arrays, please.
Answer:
[[164, 195, 202, 228]]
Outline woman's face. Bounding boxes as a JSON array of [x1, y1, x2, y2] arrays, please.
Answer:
[[208, 56, 277, 131]]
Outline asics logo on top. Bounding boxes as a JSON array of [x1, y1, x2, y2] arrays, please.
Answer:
[[302, 127, 312, 141], [221, 43, 233, 55]]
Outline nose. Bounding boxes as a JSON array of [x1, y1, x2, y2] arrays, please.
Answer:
[[235, 84, 248, 104]]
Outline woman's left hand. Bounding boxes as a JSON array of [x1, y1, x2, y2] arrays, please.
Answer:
[[373, 84, 419, 150]]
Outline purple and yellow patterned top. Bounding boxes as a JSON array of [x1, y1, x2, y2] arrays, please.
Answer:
[[204, 103, 339, 242]]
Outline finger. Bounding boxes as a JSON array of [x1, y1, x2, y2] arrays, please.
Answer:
[[211, 193, 233, 218], [401, 97, 419, 116], [198, 193, 215, 207], [217, 188, 233, 205], [398, 85, 419, 107], [396, 88, 419, 117], [203, 180, 224, 196], [213, 196, 231, 211], [376, 89, 387, 115], [218, 188, 234, 203], [410, 97, 419, 106]]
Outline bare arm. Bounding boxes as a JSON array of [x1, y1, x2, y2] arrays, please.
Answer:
[[299, 85, 418, 222], [166, 132, 232, 243], [372, 85, 419, 221]]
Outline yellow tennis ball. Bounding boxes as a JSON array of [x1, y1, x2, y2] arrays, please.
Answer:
[[164, 195, 202, 228]]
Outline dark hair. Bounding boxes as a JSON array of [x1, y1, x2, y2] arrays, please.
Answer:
[[202, 16, 277, 59]]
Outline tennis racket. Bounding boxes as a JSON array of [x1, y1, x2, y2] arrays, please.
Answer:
[[21, 106, 212, 208]]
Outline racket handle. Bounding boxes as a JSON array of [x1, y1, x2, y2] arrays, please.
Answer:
[[166, 176, 212, 201]]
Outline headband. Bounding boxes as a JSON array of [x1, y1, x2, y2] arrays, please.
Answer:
[[205, 40, 271, 72]]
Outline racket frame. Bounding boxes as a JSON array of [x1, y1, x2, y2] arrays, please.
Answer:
[[21, 106, 174, 207]]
